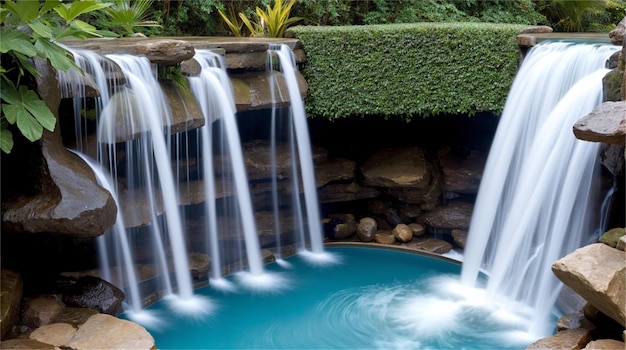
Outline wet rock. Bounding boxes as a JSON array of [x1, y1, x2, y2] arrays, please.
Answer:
[[60, 276, 124, 316], [189, 252, 211, 280], [356, 217, 377, 242], [21, 295, 62, 329], [318, 182, 379, 203], [417, 201, 473, 230], [374, 230, 396, 245], [583, 339, 625, 349], [573, 101, 626, 146], [62, 313, 155, 350], [438, 148, 485, 194], [526, 328, 592, 349], [608, 16, 626, 46], [29, 323, 76, 347], [135, 39, 195, 65], [242, 140, 327, 181], [451, 229, 468, 249], [1, 58, 116, 237], [408, 223, 425, 237], [325, 214, 357, 239], [552, 244, 626, 327], [392, 224, 413, 243], [599, 227, 625, 248], [53, 307, 98, 326], [556, 312, 595, 332], [1, 269, 22, 340], [406, 239, 452, 254], [315, 158, 356, 187], [600, 144, 625, 176]]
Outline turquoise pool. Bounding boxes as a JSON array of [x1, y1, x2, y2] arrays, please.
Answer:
[[124, 246, 537, 349]]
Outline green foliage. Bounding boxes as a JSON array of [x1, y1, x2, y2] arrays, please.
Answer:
[[0, 0, 111, 154], [292, 0, 352, 26], [218, 7, 245, 36], [96, 0, 161, 36], [291, 23, 525, 120], [237, 0, 303, 37], [148, 0, 222, 36]]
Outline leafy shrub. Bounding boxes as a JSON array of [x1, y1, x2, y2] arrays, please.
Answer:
[[291, 23, 525, 120]]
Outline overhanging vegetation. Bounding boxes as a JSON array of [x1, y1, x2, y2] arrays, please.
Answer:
[[291, 22, 527, 120]]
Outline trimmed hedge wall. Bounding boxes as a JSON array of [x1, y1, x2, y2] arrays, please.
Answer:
[[290, 22, 526, 120]]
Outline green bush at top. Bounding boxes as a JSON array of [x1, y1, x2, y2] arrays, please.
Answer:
[[290, 23, 525, 120]]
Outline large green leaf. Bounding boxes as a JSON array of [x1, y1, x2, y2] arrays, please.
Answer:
[[40, 0, 63, 14], [33, 38, 76, 72], [27, 19, 55, 40], [3, 0, 40, 22], [0, 27, 36, 56], [0, 126, 14, 154], [53, 1, 111, 22], [0, 84, 55, 142]]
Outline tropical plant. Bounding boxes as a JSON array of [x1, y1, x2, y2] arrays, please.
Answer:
[[548, 0, 609, 32], [218, 7, 245, 37], [234, 0, 302, 37], [0, 0, 112, 154], [96, 0, 161, 36]]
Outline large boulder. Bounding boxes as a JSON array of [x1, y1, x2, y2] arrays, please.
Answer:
[[552, 243, 626, 327], [0, 269, 22, 340], [573, 101, 626, 146], [1, 58, 116, 237], [62, 313, 156, 350]]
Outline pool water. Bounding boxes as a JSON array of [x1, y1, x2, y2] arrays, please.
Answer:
[[124, 246, 538, 349]]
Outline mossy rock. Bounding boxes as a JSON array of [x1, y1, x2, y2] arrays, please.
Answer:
[[599, 227, 626, 248]]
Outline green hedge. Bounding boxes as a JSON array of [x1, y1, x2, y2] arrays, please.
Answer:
[[290, 23, 526, 120]]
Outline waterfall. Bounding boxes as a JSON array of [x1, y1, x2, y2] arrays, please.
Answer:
[[188, 49, 266, 286], [267, 44, 327, 259], [461, 41, 619, 337]]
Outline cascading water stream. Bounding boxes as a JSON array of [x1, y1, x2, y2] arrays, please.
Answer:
[[268, 44, 326, 257], [188, 49, 271, 286], [460, 41, 619, 337]]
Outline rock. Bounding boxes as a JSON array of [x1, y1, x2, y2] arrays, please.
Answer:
[[180, 58, 202, 76], [62, 313, 156, 350], [374, 230, 396, 245], [21, 295, 62, 329], [609, 16, 626, 46], [324, 214, 357, 239], [552, 243, 626, 327], [0, 269, 22, 340], [408, 223, 426, 237], [600, 144, 625, 176], [392, 224, 413, 243], [0, 338, 57, 349], [53, 307, 98, 326], [451, 229, 467, 249], [520, 25, 553, 34], [438, 148, 485, 194], [189, 252, 210, 280], [406, 239, 452, 254], [417, 201, 473, 230], [361, 147, 434, 189], [584, 339, 626, 349], [29, 323, 76, 347], [61, 276, 125, 316], [242, 140, 327, 181], [618, 235, 626, 251], [135, 39, 195, 65], [1, 58, 117, 237], [573, 101, 626, 146], [556, 312, 595, 332], [315, 158, 356, 187], [318, 182, 379, 203], [356, 217, 377, 242], [599, 227, 625, 248], [603, 69, 624, 102], [526, 328, 592, 349]]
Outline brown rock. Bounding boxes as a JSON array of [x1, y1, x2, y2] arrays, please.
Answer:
[[520, 25, 553, 34], [21, 296, 62, 329], [573, 101, 626, 146], [417, 201, 473, 230], [0, 338, 57, 349], [356, 217, 377, 242], [556, 312, 596, 332], [374, 230, 396, 245], [608, 16, 626, 46], [451, 229, 468, 249], [135, 39, 195, 65], [0, 269, 22, 340], [393, 224, 413, 243], [526, 328, 592, 349], [361, 147, 434, 189], [30, 323, 76, 347], [552, 244, 626, 327], [63, 314, 155, 350], [407, 239, 453, 254], [408, 223, 425, 237], [189, 252, 211, 280], [583, 339, 625, 349], [438, 148, 485, 194]]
